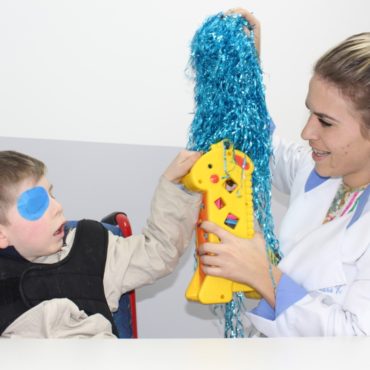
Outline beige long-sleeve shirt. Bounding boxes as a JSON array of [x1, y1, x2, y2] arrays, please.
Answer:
[[1, 176, 201, 338]]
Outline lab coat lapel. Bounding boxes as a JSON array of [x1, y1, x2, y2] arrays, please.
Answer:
[[279, 215, 348, 291], [279, 177, 340, 255], [278, 177, 347, 291]]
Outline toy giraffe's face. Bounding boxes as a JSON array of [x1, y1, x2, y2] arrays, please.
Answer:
[[182, 140, 253, 194], [182, 140, 258, 303], [182, 140, 254, 238]]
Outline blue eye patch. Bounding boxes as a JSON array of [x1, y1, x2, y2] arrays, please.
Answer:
[[17, 186, 50, 221]]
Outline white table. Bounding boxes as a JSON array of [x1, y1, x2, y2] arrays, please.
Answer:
[[1, 337, 369, 370]]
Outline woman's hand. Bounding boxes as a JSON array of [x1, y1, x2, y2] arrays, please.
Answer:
[[198, 221, 281, 307], [226, 8, 261, 58]]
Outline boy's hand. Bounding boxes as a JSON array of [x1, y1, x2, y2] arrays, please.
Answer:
[[163, 150, 202, 184]]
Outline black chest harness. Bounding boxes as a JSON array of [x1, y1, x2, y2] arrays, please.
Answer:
[[0, 219, 118, 336]]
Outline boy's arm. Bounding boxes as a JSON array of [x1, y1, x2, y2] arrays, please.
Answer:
[[103, 151, 202, 311]]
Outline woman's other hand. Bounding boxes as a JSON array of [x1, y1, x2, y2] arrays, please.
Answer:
[[226, 8, 261, 58]]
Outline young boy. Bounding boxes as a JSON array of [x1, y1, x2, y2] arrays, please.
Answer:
[[0, 149, 201, 338]]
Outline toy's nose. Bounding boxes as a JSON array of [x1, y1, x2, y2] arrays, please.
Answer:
[[210, 174, 219, 183]]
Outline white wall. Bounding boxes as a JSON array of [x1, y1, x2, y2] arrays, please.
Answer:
[[1, 0, 369, 338], [1, 0, 369, 147]]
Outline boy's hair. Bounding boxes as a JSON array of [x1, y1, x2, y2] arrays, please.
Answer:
[[0, 151, 46, 225], [314, 33, 370, 135]]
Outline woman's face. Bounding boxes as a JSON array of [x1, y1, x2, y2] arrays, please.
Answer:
[[301, 74, 370, 188]]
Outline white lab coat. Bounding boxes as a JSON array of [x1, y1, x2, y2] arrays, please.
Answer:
[[247, 136, 370, 336]]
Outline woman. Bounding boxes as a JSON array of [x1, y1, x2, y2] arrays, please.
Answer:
[[199, 9, 370, 336]]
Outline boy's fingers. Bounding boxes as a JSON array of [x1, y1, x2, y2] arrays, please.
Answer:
[[163, 150, 201, 183], [178, 151, 201, 172], [181, 150, 202, 162]]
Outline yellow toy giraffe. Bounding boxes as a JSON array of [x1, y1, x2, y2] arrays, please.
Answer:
[[182, 139, 260, 304]]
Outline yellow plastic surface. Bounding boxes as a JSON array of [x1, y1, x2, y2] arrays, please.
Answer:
[[182, 140, 260, 304]]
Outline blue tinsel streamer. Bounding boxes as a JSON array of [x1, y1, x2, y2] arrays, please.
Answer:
[[186, 13, 282, 338]]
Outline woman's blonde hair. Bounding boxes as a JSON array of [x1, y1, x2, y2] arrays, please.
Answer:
[[314, 33, 370, 134]]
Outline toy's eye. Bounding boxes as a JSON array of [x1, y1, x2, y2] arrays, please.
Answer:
[[208, 164, 213, 169]]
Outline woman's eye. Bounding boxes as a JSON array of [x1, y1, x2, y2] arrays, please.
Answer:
[[318, 118, 332, 127], [49, 191, 55, 199]]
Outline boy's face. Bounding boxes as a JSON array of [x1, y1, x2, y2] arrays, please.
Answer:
[[0, 176, 66, 261]]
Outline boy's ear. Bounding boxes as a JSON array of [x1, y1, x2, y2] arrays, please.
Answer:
[[0, 226, 10, 249]]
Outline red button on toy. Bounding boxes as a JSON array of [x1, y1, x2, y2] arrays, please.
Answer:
[[210, 174, 219, 183]]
